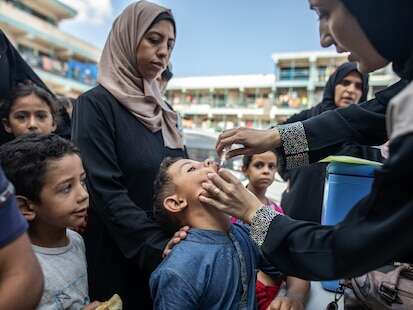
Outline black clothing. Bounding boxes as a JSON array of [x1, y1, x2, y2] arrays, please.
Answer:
[[262, 134, 413, 280], [281, 63, 380, 222], [341, 0, 413, 80], [55, 109, 71, 140], [261, 1, 413, 280], [0, 30, 52, 99], [72, 85, 185, 309], [302, 79, 409, 164], [270, 80, 410, 279]]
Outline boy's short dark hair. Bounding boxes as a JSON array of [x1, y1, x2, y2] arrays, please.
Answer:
[[0, 133, 80, 203], [153, 157, 182, 235]]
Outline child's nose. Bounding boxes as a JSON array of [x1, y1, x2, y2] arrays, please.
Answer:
[[203, 159, 218, 171], [28, 117, 38, 130]]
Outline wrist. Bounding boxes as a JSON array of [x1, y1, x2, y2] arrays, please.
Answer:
[[268, 127, 281, 149], [285, 292, 306, 304], [243, 201, 263, 224]]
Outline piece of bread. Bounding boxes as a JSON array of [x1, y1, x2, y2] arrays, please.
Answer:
[[96, 294, 122, 310]]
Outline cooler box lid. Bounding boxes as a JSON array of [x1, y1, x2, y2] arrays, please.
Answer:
[[327, 162, 376, 178]]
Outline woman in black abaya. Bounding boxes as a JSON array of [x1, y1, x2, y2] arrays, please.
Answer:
[[281, 62, 384, 223], [201, 0, 413, 280]]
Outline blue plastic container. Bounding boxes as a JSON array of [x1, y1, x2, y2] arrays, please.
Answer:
[[321, 162, 376, 292]]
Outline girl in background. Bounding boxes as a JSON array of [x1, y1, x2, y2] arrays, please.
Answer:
[[0, 81, 57, 143], [240, 151, 309, 310]]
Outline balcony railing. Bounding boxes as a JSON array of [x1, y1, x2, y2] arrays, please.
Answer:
[[21, 52, 97, 86], [279, 68, 310, 81]]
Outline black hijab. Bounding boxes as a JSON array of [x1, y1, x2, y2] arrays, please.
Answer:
[[0, 30, 52, 99], [341, 0, 413, 80], [281, 63, 378, 223], [285, 62, 368, 124]]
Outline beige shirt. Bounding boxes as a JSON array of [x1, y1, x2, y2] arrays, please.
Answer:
[[386, 81, 413, 141]]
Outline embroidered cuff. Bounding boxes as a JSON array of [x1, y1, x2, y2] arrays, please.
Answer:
[[285, 153, 310, 169], [250, 206, 281, 247], [277, 122, 310, 169], [278, 122, 309, 155]]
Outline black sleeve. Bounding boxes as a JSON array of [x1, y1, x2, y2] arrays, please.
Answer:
[[276, 80, 409, 169], [260, 134, 413, 280], [72, 93, 169, 272], [283, 104, 328, 125]]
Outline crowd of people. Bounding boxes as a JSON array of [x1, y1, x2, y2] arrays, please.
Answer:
[[0, 0, 412, 309]]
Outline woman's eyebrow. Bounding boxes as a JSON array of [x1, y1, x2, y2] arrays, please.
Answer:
[[146, 30, 162, 37]]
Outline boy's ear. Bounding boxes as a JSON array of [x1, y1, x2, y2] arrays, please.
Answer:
[[2, 118, 12, 134], [51, 120, 57, 132], [163, 194, 188, 213], [16, 195, 36, 221]]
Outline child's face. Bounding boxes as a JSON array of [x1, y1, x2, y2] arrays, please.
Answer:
[[33, 154, 89, 229], [168, 159, 218, 205], [243, 152, 277, 190], [3, 93, 56, 137]]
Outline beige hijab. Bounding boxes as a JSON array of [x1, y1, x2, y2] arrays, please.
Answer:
[[98, 0, 183, 149]]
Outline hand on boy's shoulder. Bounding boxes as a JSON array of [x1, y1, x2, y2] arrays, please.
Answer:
[[162, 226, 190, 258]]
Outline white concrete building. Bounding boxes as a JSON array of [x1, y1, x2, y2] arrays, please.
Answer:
[[0, 0, 101, 97]]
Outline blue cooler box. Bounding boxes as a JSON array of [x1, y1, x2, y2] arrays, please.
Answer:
[[321, 162, 376, 292]]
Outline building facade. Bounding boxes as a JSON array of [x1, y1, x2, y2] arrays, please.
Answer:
[[0, 0, 101, 97], [166, 51, 397, 131]]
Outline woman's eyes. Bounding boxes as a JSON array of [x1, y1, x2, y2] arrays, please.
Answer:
[[147, 36, 174, 50], [187, 166, 196, 172], [148, 36, 161, 44]]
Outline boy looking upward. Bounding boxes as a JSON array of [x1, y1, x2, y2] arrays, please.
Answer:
[[150, 157, 308, 309]]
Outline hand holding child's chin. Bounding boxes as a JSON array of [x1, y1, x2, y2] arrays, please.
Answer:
[[199, 168, 263, 224]]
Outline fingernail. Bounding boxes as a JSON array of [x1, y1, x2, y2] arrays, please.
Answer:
[[207, 173, 215, 178]]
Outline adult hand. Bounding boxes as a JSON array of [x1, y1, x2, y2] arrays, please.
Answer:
[[199, 169, 262, 224], [216, 127, 281, 159], [162, 226, 190, 258], [267, 296, 304, 310]]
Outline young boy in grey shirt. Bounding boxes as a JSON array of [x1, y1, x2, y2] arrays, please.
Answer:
[[0, 134, 100, 309]]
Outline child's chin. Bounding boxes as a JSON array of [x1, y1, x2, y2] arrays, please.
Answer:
[[68, 218, 86, 229]]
